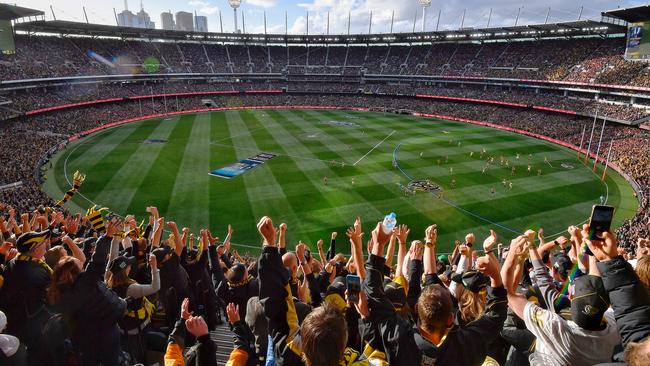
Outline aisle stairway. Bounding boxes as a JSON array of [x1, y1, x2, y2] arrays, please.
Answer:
[[211, 322, 235, 364]]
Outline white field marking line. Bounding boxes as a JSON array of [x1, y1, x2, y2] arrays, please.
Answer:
[[212, 125, 267, 143], [353, 130, 396, 166], [210, 141, 347, 165]]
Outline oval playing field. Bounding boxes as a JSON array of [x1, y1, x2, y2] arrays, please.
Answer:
[[43, 109, 639, 254]]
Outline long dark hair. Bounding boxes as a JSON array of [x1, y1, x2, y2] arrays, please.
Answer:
[[47, 256, 82, 304]]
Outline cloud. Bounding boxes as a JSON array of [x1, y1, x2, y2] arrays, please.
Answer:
[[188, 0, 208, 7], [200, 5, 219, 15], [246, 0, 277, 8]]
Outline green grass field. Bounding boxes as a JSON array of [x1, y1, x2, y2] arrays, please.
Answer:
[[43, 108, 638, 255]]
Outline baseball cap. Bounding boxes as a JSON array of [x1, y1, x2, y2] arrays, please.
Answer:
[[108, 255, 137, 274], [570, 275, 610, 331], [552, 252, 573, 279], [151, 246, 172, 264], [226, 263, 247, 284], [451, 270, 490, 293], [16, 230, 50, 253], [384, 281, 407, 310]]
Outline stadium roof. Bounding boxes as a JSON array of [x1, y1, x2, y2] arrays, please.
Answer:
[[603, 5, 650, 23], [14, 19, 625, 45], [0, 4, 44, 21]]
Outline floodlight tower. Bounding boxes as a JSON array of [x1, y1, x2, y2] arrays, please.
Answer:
[[419, 0, 432, 32], [229, 0, 241, 33]]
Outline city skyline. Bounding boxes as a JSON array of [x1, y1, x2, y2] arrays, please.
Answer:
[[8, 0, 649, 35]]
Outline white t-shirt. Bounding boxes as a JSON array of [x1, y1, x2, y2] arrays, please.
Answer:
[[523, 302, 621, 366]]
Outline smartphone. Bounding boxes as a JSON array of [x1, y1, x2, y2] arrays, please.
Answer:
[[346, 274, 361, 303], [588, 205, 615, 240], [305, 249, 311, 262]]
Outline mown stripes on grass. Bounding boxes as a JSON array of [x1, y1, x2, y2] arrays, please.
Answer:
[[44, 109, 637, 252]]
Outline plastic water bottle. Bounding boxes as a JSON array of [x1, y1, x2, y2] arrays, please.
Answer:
[[382, 212, 397, 234]]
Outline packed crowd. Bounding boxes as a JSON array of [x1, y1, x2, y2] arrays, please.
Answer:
[[0, 196, 649, 365], [3, 81, 649, 122], [2, 34, 650, 88]]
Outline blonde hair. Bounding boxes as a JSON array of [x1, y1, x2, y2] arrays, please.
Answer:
[[456, 285, 486, 324], [635, 256, 650, 292]]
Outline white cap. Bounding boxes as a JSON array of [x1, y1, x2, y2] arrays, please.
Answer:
[[0, 334, 19, 357], [0, 311, 6, 332]]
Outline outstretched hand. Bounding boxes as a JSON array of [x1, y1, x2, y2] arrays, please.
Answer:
[[346, 217, 364, 250], [181, 298, 192, 320], [394, 224, 410, 244], [226, 303, 240, 324], [483, 229, 497, 252]]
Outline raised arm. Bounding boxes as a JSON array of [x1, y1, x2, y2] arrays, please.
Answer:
[[166, 221, 183, 257], [256, 216, 303, 365], [424, 224, 438, 277], [586, 226, 650, 347], [364, 221, 421, 365], [347, 217, 365, 280], [384, 232, 397, 270], [277, 223, 286, 254], [394, 224, 409, 278], [62, 235, 86, 264], [500, 235, 530, 320], [150, 217, 164, 248], [127, 254, 161, 298]]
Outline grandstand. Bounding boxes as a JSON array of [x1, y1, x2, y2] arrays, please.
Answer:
[[1, 2, 650, 365]]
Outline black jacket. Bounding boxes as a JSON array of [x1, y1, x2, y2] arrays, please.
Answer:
[[1, 254, 51, 338], [365, 253, 508, 366], [597, 257, 650, 347], [54, 236, 127, 330]]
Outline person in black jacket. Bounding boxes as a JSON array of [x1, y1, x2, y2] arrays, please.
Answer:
[[584, 226, 650, 365], [1, 230, 52, 365], [47, 219, 127, 366]]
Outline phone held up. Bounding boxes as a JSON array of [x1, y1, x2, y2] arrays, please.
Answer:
[[588, 205, 615, 241], [346, 274, 361, 303]]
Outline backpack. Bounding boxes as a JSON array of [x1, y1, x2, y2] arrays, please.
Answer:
[[41, 313, 81, 366]]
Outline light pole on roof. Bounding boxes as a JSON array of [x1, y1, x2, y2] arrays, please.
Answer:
[[418, 0, 432, 32], [228, 0, 241, 33]]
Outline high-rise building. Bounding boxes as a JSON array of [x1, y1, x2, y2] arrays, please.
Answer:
[[175, 11, 193, 31], [161, 11, 174, 30], [117, 1, 155, 29], [136, 6, 155, 29], [117, 10, 136, 27], [195, 15, 208, 32]]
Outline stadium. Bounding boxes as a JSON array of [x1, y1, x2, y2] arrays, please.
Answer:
[[0, 1, 649, 365]]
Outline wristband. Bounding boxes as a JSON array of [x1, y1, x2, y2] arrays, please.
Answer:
[[466, 242, 473, 248], [553, 240, 559, 246], [485, 249, 494, 255], [425, 242, 434, 248]]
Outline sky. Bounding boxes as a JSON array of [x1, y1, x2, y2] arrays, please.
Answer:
[[6, 0, 649, 35]]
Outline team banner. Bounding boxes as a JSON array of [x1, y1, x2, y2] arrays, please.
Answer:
[[626, 22, 650, 60], [209, 153, 277, 179]]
